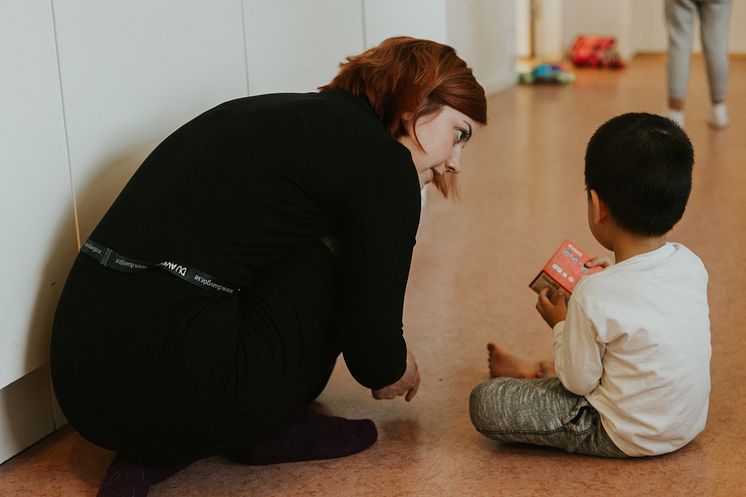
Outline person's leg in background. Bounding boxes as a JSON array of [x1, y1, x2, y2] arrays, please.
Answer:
[[698, 0, 732, 128], [666, 0, 697, 126]]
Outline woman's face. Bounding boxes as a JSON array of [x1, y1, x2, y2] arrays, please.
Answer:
[[398, 106, 479, 189]]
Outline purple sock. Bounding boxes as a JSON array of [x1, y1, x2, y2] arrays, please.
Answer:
[[233, 408, 377, 465], [96, 454, 188, 497]]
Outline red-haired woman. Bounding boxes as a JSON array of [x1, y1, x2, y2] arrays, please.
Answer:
[[51, 37, 486, 497]]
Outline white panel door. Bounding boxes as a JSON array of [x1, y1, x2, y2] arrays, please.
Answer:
[[53, 0, 249, 240], [243, 0, 364, 95], [0, 0, 75, 388], [363, 0, 447, 48]]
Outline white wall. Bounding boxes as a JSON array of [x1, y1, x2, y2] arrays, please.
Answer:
[[730, 1, 746, 52], [1, 0, 517, 463], [365, 0, 447, 46], [447, 0, 517, 95], [516, 0, 531, 57], [632, 0, 668, 53], [245, 0, 364, 94], [534, 0, 565, 60], [54, 0, 250, 243]]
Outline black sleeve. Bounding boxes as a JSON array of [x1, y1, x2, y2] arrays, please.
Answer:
[[335, 150, 421, 389]]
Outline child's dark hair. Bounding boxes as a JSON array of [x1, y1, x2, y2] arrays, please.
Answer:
[[585, 112, 694, 236]]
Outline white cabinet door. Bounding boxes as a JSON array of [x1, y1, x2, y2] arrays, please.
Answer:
[[52, 0, 249, 240], [0, 366, 56, 463], [243, 0, 364, 95], [0, 0, 74, 389]]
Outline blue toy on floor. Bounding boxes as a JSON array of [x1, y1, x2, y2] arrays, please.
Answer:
[[519, 63, 575, 84]]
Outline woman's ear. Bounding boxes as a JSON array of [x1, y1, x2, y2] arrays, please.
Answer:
[[589, 189, 609, 224]]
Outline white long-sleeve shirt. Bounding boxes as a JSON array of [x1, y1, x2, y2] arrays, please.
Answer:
[[552, 242, 711, 457]]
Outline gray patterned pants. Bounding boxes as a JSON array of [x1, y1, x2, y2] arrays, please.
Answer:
[[469, 377, 628, 458]]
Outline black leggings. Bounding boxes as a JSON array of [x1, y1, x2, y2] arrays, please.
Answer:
[[51, 241, 341, 464]]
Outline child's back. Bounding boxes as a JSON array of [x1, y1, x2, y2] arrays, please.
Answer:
[[558, 242, 710, 456]]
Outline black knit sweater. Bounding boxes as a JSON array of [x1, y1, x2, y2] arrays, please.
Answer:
[[89, 89, 421, 389]]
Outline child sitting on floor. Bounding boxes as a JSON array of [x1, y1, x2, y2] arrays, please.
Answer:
[[470, 113, 711, 458]]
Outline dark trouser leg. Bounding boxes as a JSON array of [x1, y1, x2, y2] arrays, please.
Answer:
[[306, 356, 337, 405], [230, 241, 377, 464], [235, 240, 343, 419]]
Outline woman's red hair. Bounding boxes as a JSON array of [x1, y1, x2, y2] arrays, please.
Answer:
[[320, 37, 487, 198]]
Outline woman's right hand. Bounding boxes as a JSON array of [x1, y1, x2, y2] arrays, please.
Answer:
[[371, 351, 420, 402]]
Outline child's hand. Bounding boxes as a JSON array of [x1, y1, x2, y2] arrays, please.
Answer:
[[584, 255, 614, 269], [536, 287, 568, 328]]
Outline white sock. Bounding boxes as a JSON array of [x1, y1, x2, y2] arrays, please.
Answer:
[[666, 109, 685, 127], [709, 103, 729, 128]]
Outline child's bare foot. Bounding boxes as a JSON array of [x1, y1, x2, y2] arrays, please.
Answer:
[[486, 343, 545, 379], [539, 360, 557, 377]]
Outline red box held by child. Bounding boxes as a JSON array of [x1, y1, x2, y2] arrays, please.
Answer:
[[529, 240, 602, 295]]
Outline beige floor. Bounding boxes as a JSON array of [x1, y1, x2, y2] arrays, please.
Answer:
[[2, 54, 745, 497]]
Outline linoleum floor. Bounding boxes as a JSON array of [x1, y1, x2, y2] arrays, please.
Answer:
[[2, 54, 745, 497]]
